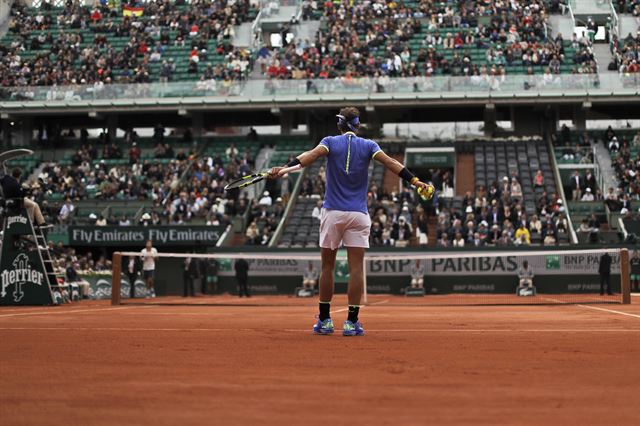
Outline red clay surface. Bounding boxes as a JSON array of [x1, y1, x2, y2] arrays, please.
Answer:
[[1, 294, 639, 426]]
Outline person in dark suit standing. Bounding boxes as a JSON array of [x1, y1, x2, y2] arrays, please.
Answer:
[[599, 252, 613, 296], [584, 170, 596, 192], [570, 170, 583, 201], [198, 258, 209, 295], [126, 255, 140, 299], [183, 256, 200, 297], [234, 258, 250, 297]]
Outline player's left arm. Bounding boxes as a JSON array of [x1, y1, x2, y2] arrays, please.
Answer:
[[268, 144, 328, 178], [373, 150, 434, 198]]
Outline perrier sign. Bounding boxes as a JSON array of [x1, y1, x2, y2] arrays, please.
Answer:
[[0, 209, 54, 305]]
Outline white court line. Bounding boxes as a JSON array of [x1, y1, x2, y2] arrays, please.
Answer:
[[332, 299, 389, 314], [0, 327, 246, 332], [370, 329, 640, 332], [538, 297, 567, 304], [0, 306, 144, 319], [577, 304, 640, 319], [125, 297, 266, 306], [0, 327, 639, 333], [0, 307, 66, 314]]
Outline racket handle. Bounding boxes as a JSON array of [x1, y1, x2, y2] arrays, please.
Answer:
[[278, 164, 302, 176]]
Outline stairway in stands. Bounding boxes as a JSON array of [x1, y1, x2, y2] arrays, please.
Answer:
[[475, 140, 563, 244], [381, 153, 404, 194], [455, 152, 476, 195]]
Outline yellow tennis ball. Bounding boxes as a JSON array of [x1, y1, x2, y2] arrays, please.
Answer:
[[418, 186, 433, 200], [418, 185, 434, 200]]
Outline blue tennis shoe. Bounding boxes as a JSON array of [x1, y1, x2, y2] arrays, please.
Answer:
[[313, 318, 334, 335], [342, 320, 365, 336]]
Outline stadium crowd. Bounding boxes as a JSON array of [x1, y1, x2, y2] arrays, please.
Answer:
[[555, 123, 640, 229], [261, 0, 597, 84], [615, 0, 640, 15], [368, 182, 434, 248], [1, 0, 254, 87], [244, 191, 286, 245], [433, 176, 568, 247], [611, 30, 640, 76], [28, 129, 257, 227], [608, 127, 640, 205], [294, 158, 572, 247]]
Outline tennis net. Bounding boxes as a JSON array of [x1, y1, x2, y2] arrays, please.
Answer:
[[108, 248, 631, 306]]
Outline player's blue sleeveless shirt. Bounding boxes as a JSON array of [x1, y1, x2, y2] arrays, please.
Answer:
[[319, 132, 382, 214]]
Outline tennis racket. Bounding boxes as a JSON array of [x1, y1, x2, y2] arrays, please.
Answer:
[[224, 171, 269, 191], [224, 164, 302, 191]]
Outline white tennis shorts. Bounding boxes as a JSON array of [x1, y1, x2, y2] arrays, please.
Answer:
[[319, 208, 371, 250]]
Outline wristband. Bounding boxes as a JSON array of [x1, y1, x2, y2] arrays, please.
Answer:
[[399, 167, 416, 183], [285, 158, 301, 168]]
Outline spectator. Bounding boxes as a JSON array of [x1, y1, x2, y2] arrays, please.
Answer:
[[391, 216, 412, 247], [129, 142, 141, 165], [258, 191, 272, 206], [245, 221, 259, 245], [514, 223, 531, 245], [533, 170, 544, 188], [581, 187, 595, 201], [577, 219, 592, 233], [452, 232, 465, 247], [510, 178, 523, 202], [312, 200, 322, 221], [543, 223, 557, 245], [226, 143, 239, 159], [58, 198, 75, 223], [415, 211, 429, 247]]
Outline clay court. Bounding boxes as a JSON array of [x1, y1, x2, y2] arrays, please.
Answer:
[[1, 295, 639, 426]]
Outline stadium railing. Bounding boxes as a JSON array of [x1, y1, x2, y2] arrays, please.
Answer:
[[2, 75, 639, 107]]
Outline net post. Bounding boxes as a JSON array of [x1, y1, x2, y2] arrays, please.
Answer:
[[111, 252, 122, 306], [620, 248, 631, 304], [363, 258, 368, 305]]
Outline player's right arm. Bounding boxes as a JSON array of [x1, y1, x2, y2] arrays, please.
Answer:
[[374, 151, 434, 198], [269, 144, 329, 178]]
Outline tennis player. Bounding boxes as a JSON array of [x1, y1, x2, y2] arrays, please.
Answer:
[[269, 107, 433, 336]]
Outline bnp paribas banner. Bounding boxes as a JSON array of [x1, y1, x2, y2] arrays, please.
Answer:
[[216, 251, 621, 277], [69, 226, 223, 246]]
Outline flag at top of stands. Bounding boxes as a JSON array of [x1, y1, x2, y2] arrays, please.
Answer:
[[123, 5, 144, 17]]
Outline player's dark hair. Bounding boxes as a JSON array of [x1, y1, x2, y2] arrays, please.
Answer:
[[11, 168, 21, 179], [337, 107, 360, 133]]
